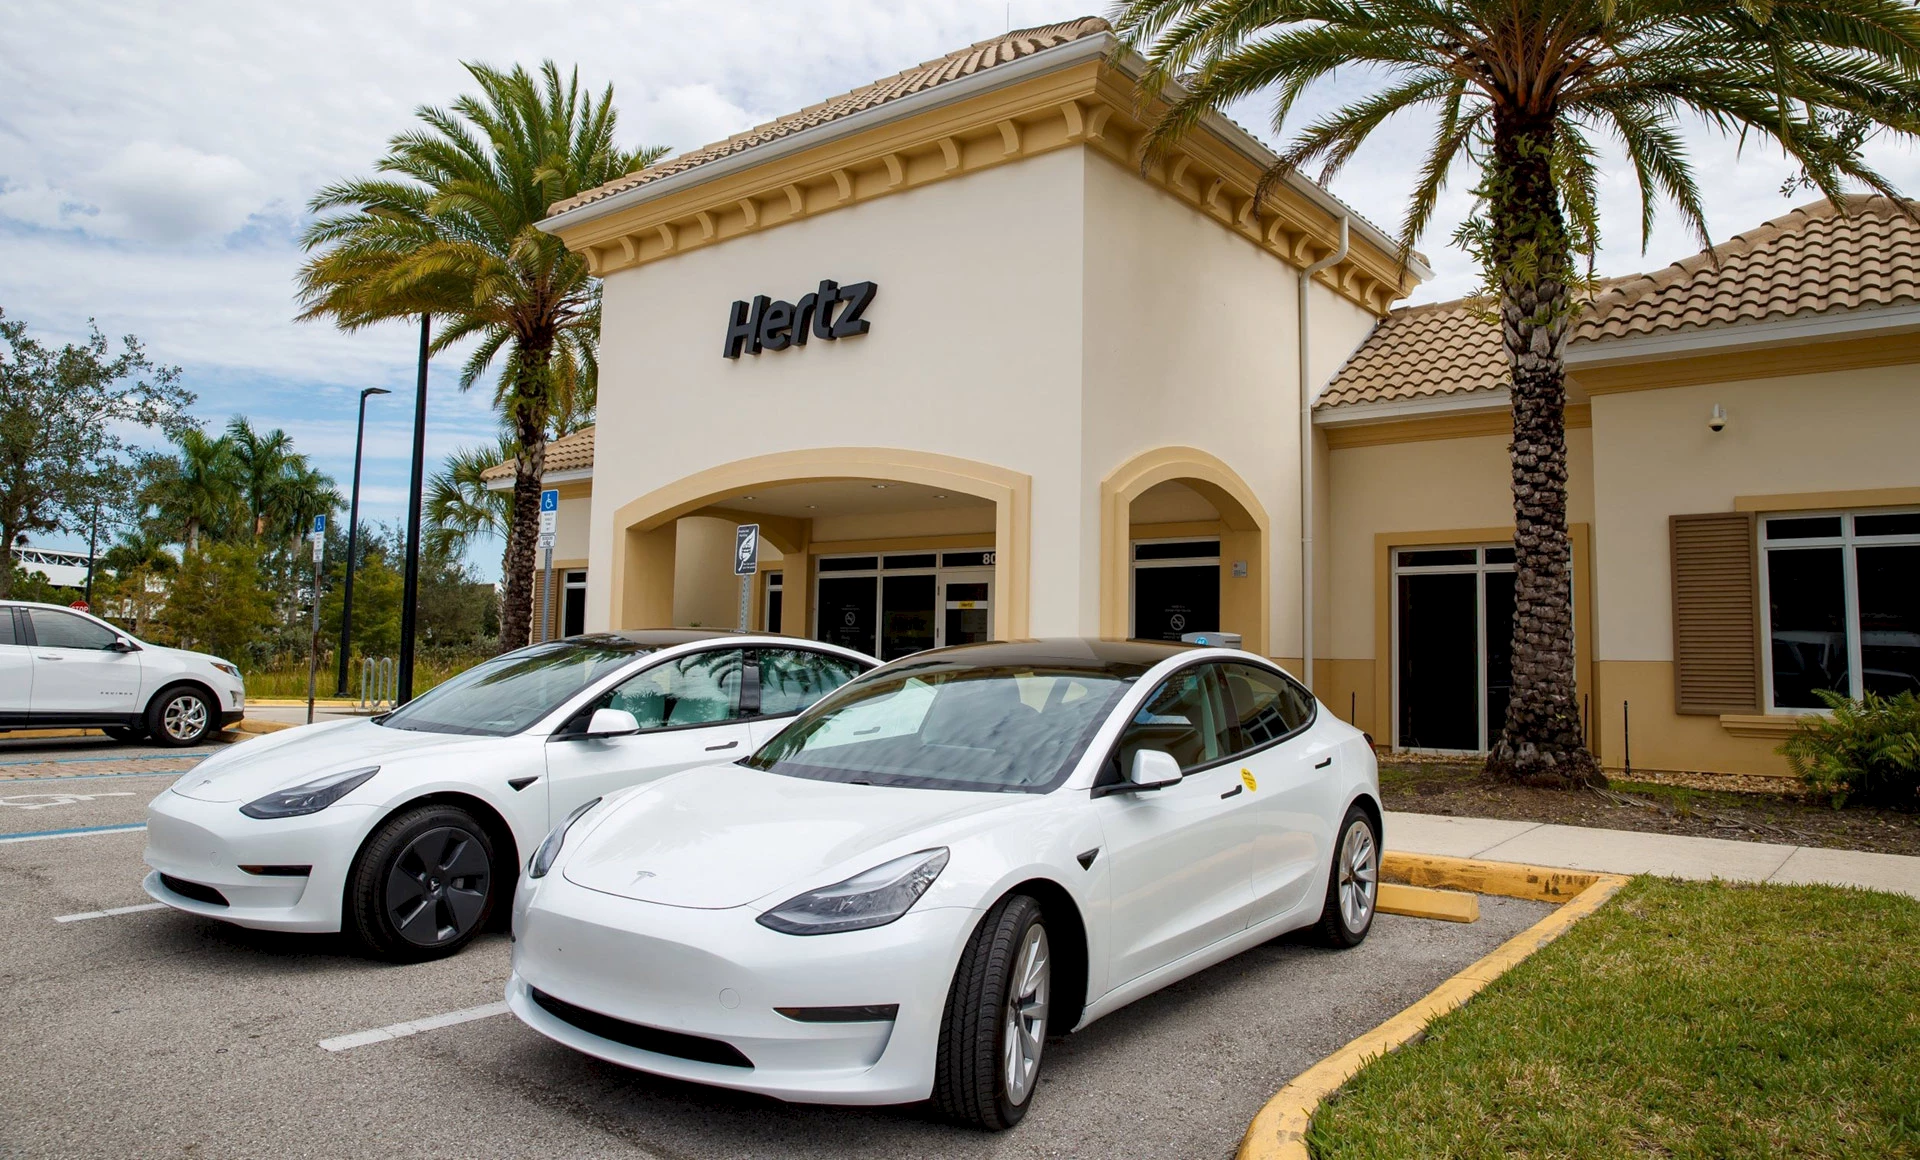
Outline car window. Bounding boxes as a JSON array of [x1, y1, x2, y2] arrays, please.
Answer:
[[756, 649, 866, 717], [606, 649, 743, 730], [27, 609, 118, 650], [378, 637, 655, 736], [1112, 665, 1231, 776], [0, 610, 15, 646], [1219, 663, 1316, 754]]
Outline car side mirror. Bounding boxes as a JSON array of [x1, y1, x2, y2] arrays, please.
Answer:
[[110, 637, 138, 652], [1128, 749, 1184, 790], [584, 708, 640, 738]]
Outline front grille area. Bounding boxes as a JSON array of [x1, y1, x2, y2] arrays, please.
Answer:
[[531, 987, 753, 1069], [159, 874, 229, 907]]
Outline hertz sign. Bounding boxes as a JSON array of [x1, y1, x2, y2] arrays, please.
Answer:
[[723, 279, 877, 359]]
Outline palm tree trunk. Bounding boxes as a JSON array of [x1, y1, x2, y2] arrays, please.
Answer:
[[1483, 116, 1601, 789], [498, 358, 551, 653]]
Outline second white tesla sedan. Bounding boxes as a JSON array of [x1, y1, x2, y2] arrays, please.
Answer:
[[507, 639, 1381, 1129], [142, 631, 874, 960]]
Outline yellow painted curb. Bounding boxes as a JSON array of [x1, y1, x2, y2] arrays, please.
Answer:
[[1377, 882, 1479, 924], [0, 727, 106, 741], [1235, 854, 1631, 1160], [227, 718, 296, 737]]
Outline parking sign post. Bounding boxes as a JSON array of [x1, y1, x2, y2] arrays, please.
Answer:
[[734, 524, 759, 631], [539, 490, 559, 642], [306, 514, 327, 725]]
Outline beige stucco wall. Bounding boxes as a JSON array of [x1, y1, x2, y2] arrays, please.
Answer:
[[552, 494, 592, 562], [1080, 151, 1378, 653], [670, 516, 740, 628], [585, 147, 1089, 634]]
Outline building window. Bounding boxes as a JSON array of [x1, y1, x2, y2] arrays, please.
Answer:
[[1391, 544, 1520, 753], [812, 550, 994, 661], [562, 570, 587, 638], [764, 571, 782, 634], [1762, 510, 1920, 710], [1131, 539, 1220, 642]]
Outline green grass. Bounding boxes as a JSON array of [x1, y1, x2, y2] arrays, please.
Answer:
[[242, 654, 489, 701], [1309, 878, 1920, 1159]]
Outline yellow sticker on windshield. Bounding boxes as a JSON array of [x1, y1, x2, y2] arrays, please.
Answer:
[[1241, 769, 1257, 792]]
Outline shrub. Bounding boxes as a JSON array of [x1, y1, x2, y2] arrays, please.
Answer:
[[1779, 689, 1920, 808]]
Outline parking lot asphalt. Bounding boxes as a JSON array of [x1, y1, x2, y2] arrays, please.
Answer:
[[0, 737, 1554, 1160]]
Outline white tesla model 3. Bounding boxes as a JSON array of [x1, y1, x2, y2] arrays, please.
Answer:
[[507, 638, 1381, 1129], [142, 631, 874, 960]]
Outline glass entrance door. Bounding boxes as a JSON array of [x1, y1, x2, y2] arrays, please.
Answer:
[[1391, 545, 1521, 752], [1132, 539, 1221, 641], [880, 573, 936, 660], [816, 575, 876, 653], [940, 571, 993, 647]]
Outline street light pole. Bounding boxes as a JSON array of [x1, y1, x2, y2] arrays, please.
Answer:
[[335, 386, 390, 696], [397, 314, 430, 703]]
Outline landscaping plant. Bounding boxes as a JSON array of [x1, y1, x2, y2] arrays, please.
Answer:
[[1781, 689, 1920, 809]]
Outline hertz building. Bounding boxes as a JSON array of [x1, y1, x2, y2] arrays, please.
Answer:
[[500, 18, 1920, 781]]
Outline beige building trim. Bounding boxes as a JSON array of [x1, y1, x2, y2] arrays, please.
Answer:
[[1100, 447, 1270, 656], [1733, 485, 1920, 512], [1321, 404, 1592, 450], [543, 62, 1412, 316], [1572, 331, 1920, 394], [1592, 661, 1793, 775], [1370, 524, 1594, 750], [603, 447, 1031, 641]]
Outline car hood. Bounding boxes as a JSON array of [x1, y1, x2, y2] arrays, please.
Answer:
[[171, 718, 482, 802], [561, 763, 1024, 910]]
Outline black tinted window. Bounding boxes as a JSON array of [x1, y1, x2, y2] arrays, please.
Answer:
[[0, 610, 15, 646], [1219, 663, 1315, 753], [1113, 665, 1230, 776], [28, 609, 117, 650], [757, 649, 865, 716]]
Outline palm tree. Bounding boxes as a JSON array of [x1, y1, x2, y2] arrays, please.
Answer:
[[225, 418, 298, 539], [297, 61, 666, 652], [154, 427, 239, 553], [425, 439, 513, 571], [1113, 0, 1920, 786]]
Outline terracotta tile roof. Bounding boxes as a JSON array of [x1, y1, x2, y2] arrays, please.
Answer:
[[1317, 297, 1506, 408], [1572, 195, 1920, 341], [546, 18, 1113, 218], [480, 426, 595, 482], [1321, 196, 1920, 411]]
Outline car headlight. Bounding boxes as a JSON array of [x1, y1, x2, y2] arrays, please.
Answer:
[[756, 848, 949, 936], [238, 766, 379, 819], [528, 797, 602, 879], [211, 661, 241, 679]]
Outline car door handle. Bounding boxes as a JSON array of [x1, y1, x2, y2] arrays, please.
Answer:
[[36, 655, 62, 661], [1314, 757, 1333, 769], [1219, 785, 1243, 799], [705, 740, 739, 751]]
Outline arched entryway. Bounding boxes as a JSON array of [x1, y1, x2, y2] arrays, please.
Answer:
[[603, 448, 1031, 651], [1099, 447, 1270, 655]]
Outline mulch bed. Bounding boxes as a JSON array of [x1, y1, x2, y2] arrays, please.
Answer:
[[1379, 757, 1920, 857]]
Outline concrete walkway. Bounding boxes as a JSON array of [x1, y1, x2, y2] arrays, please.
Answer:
[[1387, 810, 1920, 900]]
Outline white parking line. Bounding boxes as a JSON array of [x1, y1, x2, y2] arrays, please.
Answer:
[[54, 903, 167, 923], [318, 1001, 511, 1052]]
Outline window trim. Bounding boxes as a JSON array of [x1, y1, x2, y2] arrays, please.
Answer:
[[1759, 507, 1920, 714]]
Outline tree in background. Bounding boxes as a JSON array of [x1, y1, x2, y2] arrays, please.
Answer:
[[148, 427, 241, 552], [0, 308, 193, 597], [426, 438, 513, 579], [1113, 0, 1920, 786], [96, 527, 176, 635], [298, 61, 666, 653], [152, 542, 275, 664]]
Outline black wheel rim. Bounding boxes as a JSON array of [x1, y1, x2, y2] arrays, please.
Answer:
[[384, 826, 490, 947]]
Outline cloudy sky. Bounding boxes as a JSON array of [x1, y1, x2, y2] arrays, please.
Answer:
[[6, 1, 1915, 577]]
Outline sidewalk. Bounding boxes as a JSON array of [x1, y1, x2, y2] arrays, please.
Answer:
[[1387, 810, 1920, 899]]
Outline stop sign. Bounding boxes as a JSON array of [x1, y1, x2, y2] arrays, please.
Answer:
[[69, 600, 89, 612]]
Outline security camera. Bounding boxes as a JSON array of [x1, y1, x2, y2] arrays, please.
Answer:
[[1707, 404, 1728, 433]]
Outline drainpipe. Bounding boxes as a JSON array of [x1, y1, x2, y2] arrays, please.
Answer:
[[1297, 216, 1348, 693]]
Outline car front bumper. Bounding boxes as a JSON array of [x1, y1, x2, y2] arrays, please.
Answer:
[[142, 788, 377, 933], [507, 874, 982, 1105]]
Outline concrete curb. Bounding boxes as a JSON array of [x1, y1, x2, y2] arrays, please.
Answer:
[[225, 719, 296, 737], [0, 728, 106, 741], [1235, 853, 1631, 1160]]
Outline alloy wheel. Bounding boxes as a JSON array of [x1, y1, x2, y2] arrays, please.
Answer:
[[162, 694, 208, 742], [1338, 820, 1378, 933], [384, 826, 491, 947], [1001, 924, 1050, 1105]]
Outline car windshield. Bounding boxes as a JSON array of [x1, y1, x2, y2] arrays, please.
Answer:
[[743, 659, 1130, 793], [376, 637, 652, 736]]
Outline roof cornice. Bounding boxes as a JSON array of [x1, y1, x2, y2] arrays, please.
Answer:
[[1566, 300, 1920, 368]]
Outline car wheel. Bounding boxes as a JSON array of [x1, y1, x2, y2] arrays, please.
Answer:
[[347, 805, 497, 962], [146, 686, 214, 747], [933, 893, 1050, 1130], [103, 724, 147, 742], [1314, 804, 1380, 948]]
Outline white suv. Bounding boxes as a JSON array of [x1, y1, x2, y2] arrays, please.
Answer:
[[0, 601, 246, 746]]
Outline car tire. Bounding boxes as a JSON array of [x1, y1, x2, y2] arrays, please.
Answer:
[[346, 804, 497, 962], [933, 893, 1051, 1130], [1314, 804, 1380, 948], [145, 686, 215, 747], [104, 724, 148, 742]]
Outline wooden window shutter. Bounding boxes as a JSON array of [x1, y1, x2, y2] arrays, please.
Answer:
[[1670, 512, 1761, 714]]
